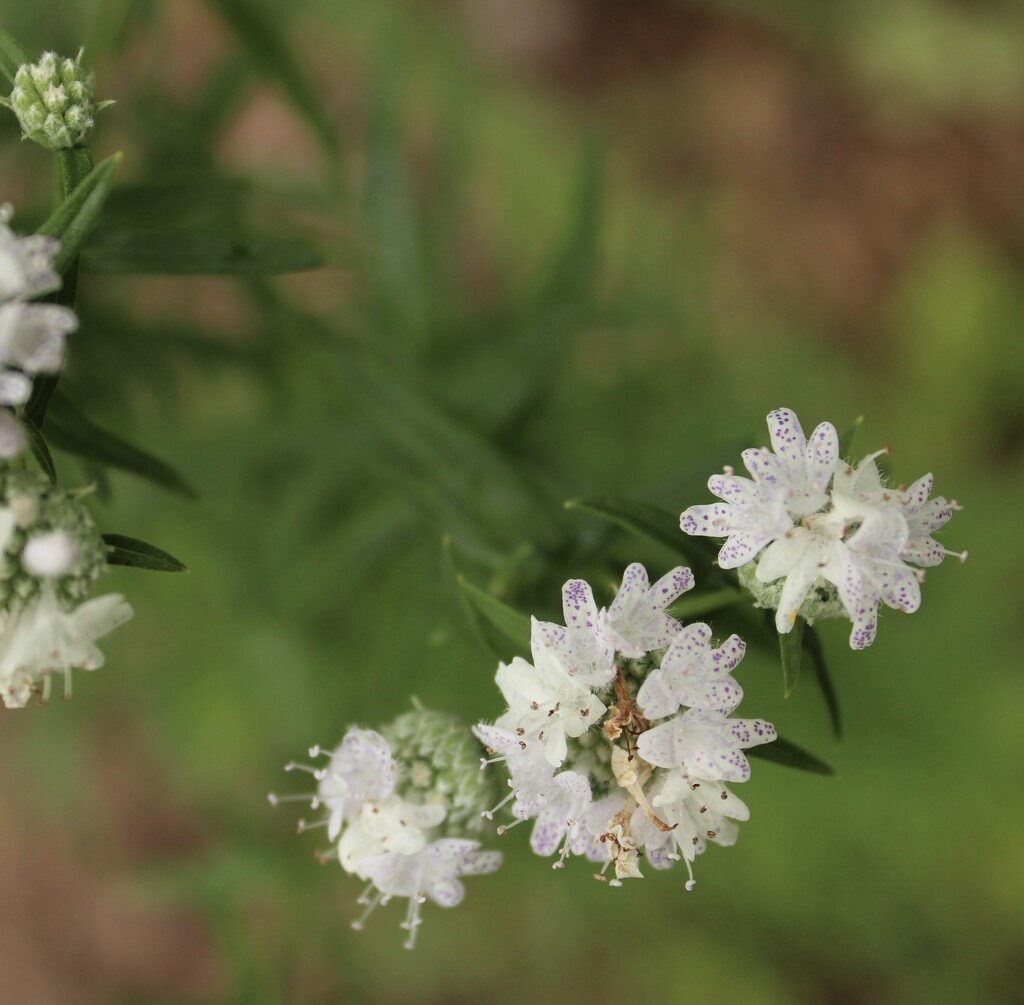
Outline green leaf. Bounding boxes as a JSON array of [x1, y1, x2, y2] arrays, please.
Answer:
[[535, 134, 603, 307], [37, 152, 122, 275], [22, 416, 57, 483], [103, 534, 188, 572], [747, 736, 834, 776], [779, 614, 805, 697], [839, 414, 864, 461], [670, 586, 744, 621], [206, 0, 340, 159], [565, 496, 689, 557], [805, 623, 842, 738], [81, 228, 326, 275], [44, 392, 197, 498], [444, 539, 532, 660], [0, 29, 30, 86]]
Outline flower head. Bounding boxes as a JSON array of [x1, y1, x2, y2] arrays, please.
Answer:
[[681, 408, 964, 648], [3, 50, 112, 150]]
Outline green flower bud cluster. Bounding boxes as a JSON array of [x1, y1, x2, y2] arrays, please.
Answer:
[[5, 50, 110, 150], [0, 471, 107, 611], [384, 708, 500, 836]]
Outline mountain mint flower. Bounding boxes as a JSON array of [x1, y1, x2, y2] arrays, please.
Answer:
[[0, 204, 77, 457], [2, 50, 112, 149], [272, 712, 502, 948], [681, 407, 964, 648], [477, 563, 775, 891], [0, 588, 133, 708]]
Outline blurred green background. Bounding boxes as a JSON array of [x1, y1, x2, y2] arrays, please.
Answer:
[[1, 1, 1022, 1002]]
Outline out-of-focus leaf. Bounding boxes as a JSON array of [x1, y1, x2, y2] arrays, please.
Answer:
[[22, 416, 56, 483], [338, 349, 559, 551], [805, 623, 842, 738], [839, 414, 864, 460], [535, 133, 603, 307], [360, 62, 424, 340], [565, 496, 716, 563], [103, 533, 188, 572], [206, 0, 340, 159], [0, 29, 30, 85], [81, 228, 325, 275], [747, 735, 834, 776], [100, 178, 248, 228], [444, 538, 531, 661], [45, 392, 197, 498], [37, 152, 121, 275], [779, 614, 805, 697], [670, 586, 745, 621]]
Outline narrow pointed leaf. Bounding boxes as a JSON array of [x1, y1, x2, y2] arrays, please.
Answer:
[[669, 586, 744, 621], [81, 229, 325, 275], [444, 539, 531, 660], [747, 736, 834, 776], [44, 393, 197, 498], [839, 415, 864, 461], [207, 0, 340, 159], [805, 623, 842, 738], [22, 416, 56, 483], [565, 496, 691, 558], [0, 29, 30, 86], [536, 134, 603, 307], [103, 534, 188, 572], [779, 614, 805, 697], [37, 152, 122, 275]]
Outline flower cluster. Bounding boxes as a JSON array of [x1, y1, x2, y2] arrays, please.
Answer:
[[681, 408, 964, 649], [0, 203, 76, 456], [271, 709, 502, 949], [0, 471, 133, 708], [474, 563, 775, 889], [2, 50, 111, 150]]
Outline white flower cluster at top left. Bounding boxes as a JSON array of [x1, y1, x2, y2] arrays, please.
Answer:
[[0, 203, 75, 456]]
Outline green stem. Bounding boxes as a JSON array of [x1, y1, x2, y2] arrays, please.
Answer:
[[25, 145, 94, 429]]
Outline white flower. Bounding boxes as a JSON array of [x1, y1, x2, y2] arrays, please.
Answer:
[[643, 770, 750, 890], [22, 530, 78, 577], [896, 472, 965, 567], [473, 721, 554, 820], [0, 205, 61, 301], [314, 729, 397, 840], [680, 472, 790, 569], [532, 581, 615, 688], [637, 623, 746, 719], [492, 651, 606, 767], [742, 407, 840, 517], [0, 589, 133, 707], [528, 770, 592, 865], [599, 563, 693, 658], [355, 837, 501, 949], [339, 797, 445, 874], [636, 707, 776, 783]]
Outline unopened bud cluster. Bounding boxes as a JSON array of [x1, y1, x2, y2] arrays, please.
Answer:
[[5, 50, 109, 149]]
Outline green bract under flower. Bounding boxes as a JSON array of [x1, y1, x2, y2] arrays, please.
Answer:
[[0, 470, 107, 609], [3, 50, 111, 150]]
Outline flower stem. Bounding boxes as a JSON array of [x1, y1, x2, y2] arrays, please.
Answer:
[[25, 145, 94, 428]]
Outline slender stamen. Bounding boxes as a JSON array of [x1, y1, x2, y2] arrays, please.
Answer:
[[351, 888, 383, 931]]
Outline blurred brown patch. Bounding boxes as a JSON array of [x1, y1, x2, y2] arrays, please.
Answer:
[[455, 0, 1024, 341], [0, 720, 224, 1004]]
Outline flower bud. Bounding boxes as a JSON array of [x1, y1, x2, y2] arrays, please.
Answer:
[[5, 50, 111, 150]]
